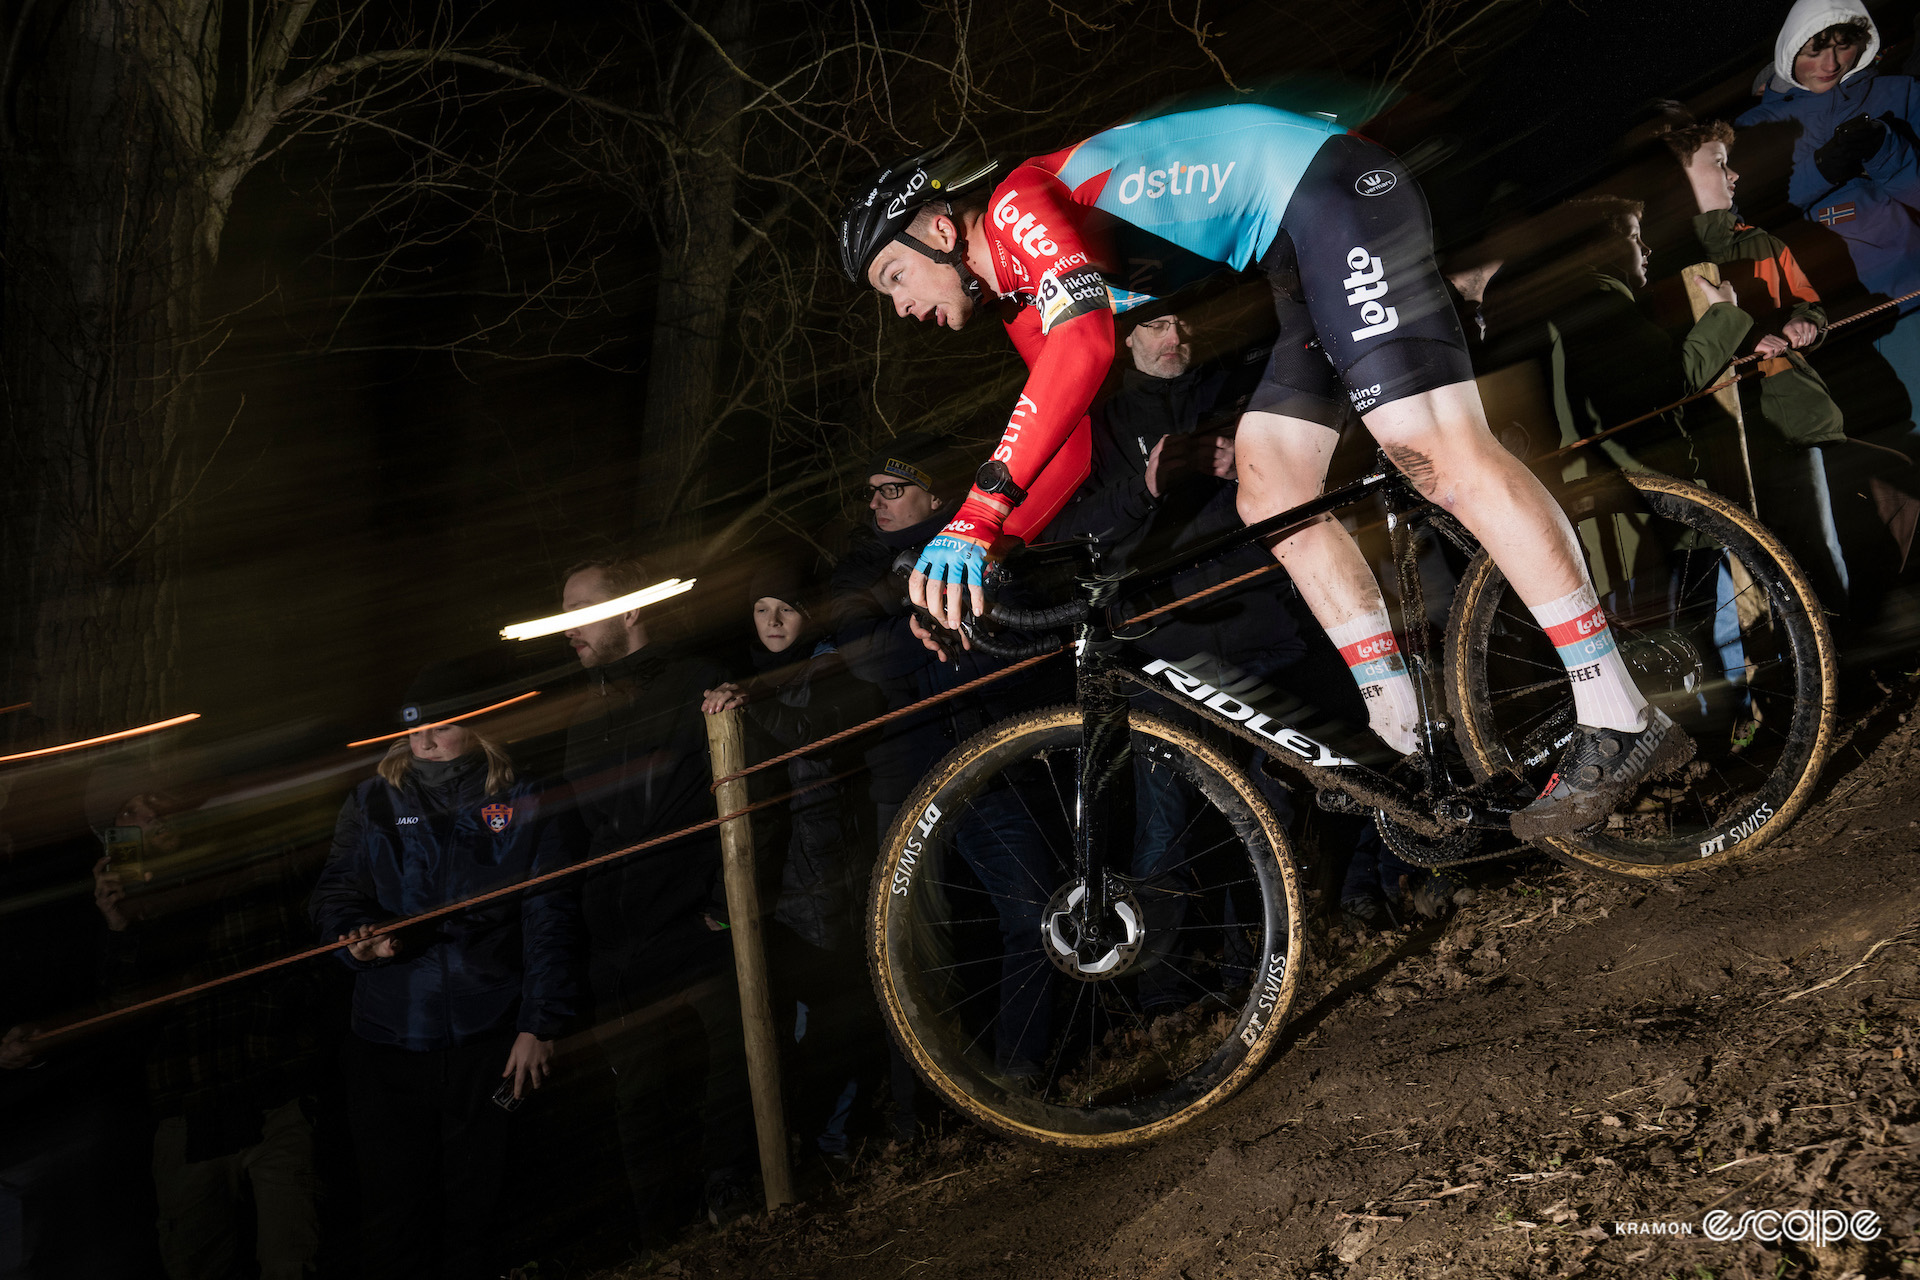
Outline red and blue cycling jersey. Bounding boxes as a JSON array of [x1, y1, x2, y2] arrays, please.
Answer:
[[947, 104, 1345, 547]]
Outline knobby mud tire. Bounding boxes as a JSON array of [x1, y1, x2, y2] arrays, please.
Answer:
[[868, 706, 1304, 1148], [1445, 472, 1837, 879]]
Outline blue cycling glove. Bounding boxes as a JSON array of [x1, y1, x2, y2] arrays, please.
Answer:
[[914, 533, 989, 594]]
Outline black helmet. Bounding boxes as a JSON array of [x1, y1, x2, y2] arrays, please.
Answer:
[[837, 146, 999, 287]]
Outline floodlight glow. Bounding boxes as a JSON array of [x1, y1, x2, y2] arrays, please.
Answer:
[[499, 578, 696, 641], [0, 713, 201, 765]]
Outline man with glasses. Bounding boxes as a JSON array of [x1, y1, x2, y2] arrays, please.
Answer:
[[861, 453, 945, 533], [831, 434, 1058, 1121]]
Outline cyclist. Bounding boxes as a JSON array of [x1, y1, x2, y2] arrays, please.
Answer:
[[837, 104, 1692, 839]]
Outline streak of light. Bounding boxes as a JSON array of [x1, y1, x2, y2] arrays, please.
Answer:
[[0, 713, 202, 765], [499, 578, 696, 641], [345, 691, 542, 748], [0, 702, 29, 716]]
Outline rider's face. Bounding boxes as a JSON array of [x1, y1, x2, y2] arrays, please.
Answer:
[[868, 222, 976, 331]]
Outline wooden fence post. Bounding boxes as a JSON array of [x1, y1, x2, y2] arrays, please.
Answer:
[[703, 707, 795, 1212]]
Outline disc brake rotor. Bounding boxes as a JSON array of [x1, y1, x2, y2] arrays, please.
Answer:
[[1042, 879, 1146, 980]]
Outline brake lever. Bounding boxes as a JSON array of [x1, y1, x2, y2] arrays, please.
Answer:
[[907, 603, 970, 658]]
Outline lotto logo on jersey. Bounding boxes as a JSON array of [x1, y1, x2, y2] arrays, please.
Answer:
[[991, 191, 1058, 257], [1343, 246, 1399, 341], [1115, 160, 1237, 206]]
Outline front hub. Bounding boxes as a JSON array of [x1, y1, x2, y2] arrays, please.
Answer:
[[1042, 878, 1145, 979]]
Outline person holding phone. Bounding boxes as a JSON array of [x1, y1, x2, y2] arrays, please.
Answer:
[[310, 657, 584, 1280]]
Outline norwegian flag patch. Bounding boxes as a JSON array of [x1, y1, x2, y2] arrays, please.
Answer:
[[481, 803, 513, 833], [1816, 202, 1856, 226]]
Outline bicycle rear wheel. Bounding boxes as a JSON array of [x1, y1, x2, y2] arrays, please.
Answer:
[[1445, 471, 1836, 877], [869, 706, 1303, 1147]]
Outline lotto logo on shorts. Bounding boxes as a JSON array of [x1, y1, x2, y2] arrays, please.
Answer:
[[1343, 247, 1399, 341]]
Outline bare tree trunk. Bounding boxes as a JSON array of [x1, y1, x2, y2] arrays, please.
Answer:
[[1, 0, 215, 738], [636, 0, 749, 532]]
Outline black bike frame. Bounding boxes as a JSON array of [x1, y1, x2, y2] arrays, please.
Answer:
[[1051, 459, 1534, 947]]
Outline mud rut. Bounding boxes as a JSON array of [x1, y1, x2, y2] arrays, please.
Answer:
[[608, 684, 1920, 1280]]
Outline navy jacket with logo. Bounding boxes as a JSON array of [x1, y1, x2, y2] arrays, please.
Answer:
[[1737, 67, 1920, 316], [310, 765, 584, 1051]]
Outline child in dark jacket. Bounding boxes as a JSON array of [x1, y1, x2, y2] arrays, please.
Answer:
[[311, 659, 582, 1280], [702, 556, 883, 1166], [1657, 109, 1852, 614]]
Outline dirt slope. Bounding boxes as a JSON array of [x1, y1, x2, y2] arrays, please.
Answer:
[[621, 693, 1920, 1280]]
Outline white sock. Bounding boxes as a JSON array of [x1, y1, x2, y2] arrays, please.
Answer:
[[1528, 584, 1648, 732], [1326, 612, 1420, 755]]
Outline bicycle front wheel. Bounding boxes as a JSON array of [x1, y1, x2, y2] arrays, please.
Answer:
[[869, 706, 1303, 1148], [1446, 471, 1837, 877]]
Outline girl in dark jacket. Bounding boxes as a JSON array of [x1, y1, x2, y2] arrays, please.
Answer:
[[311, 663, 583, 1280], [702, 560, 883, 1164]]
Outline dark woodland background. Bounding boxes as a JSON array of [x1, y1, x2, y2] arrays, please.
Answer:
[[0, 0, 1907, 782]]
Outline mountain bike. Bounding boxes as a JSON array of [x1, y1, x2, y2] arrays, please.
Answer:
[[867, 456, 1836, 1148]]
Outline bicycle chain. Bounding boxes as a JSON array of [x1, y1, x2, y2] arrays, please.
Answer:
[[1374, 810, 1533, 870]]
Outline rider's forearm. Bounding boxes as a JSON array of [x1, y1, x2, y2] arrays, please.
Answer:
[[988, 310, 1113, 504]]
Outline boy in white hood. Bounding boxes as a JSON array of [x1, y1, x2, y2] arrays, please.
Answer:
[[1737, 0, 1920, 431]]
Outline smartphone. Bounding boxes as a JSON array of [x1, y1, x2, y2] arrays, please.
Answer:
[[490, 1078, 525, 1113], [102, 825, 147, 894]]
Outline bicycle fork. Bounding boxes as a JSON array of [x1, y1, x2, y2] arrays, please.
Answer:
[[1068, 639, 1136, 968]]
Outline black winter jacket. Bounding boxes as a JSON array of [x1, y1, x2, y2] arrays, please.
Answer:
[[310, 759, 584, 1051], [830, 514, 1063, 806], [562, 645, 730, 1015], [1046, 364, 1307, 680], [738, 640, 882, 951]]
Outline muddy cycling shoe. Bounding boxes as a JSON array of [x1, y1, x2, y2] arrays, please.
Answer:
[[1510, 708, 1695, 842]]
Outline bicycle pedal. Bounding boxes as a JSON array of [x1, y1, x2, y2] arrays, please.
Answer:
[[1432, 774, 1538, 829]]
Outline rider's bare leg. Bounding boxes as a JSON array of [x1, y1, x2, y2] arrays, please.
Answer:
[[1236, 412, 1422, 755], [1362, 381, 1647, 733], [1238, 382, 1651, 742]]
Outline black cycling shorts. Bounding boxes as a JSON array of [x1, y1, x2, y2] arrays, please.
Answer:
[[1248, 133, 1473, 429]]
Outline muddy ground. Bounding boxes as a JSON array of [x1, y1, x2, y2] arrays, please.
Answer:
[[601, 683, 1920, 1280]]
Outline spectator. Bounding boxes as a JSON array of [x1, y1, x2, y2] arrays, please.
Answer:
[[556, 555, 755, 1236], [89, 763, 324, 1280], [310, 658, 583, 1280], [1044, 312, 1322, 991], [1, 769, 157, 1280], [1524, 196, 1774, 744], [1736, 0, 1920, 428], [701, 554, 884, 1170], [1043, 311, 1307, 685], [831, 433, 1058, 1104], [1530, 196, 1752, 482], [1655, 108, 1853, 614]]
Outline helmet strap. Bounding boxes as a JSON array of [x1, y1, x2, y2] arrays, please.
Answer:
[[891, 201, 986, 302]]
